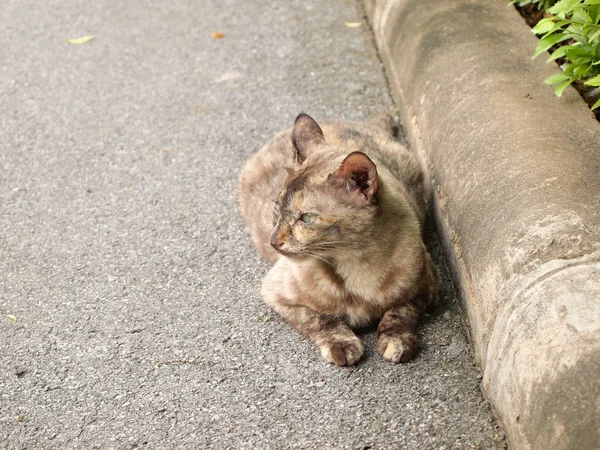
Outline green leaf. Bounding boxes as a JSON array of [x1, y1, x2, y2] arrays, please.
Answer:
[[572, 8, 592, 23], [589, 5, 600, 24], [533, 33, 572, 58], [591, 97, 600, 109], [565, 45, 593, 64], [544, 72, 571, 84], [554, 78, 574, 96], [573, 64, 591, 76], [541, 20, 572, 38], [549, 0, 585, 17], [584, 74, 600, 85], [589, 28, 600, 41], [561, 62, 576, 74], [584, 0, 600, 6], [547, 46, 568, 62], [532, 18, 558, 35]]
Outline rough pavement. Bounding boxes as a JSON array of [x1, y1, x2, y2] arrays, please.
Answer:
[[1, 0, 505, 448]]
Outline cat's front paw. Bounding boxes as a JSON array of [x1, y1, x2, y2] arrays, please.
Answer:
[[319, 336, 364, 367], [377, 332, 417, 363]]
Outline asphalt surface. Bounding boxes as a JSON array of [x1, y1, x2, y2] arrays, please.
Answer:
[[1, 1, 505, 448]]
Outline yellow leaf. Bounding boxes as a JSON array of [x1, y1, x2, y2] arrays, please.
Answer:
[[212, 32, 224, 39], [5, 314, 17, 322], [16, 415, 24, 423], [344, 22, 362, 28], [66, 35, 95, 45]]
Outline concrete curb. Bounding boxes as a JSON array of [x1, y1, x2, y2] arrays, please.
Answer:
[[363, 0, 600, 448]]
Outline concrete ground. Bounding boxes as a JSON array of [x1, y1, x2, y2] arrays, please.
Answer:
[[0, 1, 505, 448]]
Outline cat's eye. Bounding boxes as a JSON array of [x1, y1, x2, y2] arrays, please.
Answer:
[[300, 213, 317, 224]]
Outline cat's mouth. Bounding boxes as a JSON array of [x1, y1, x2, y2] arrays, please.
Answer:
[[273, 247, 299, 258]]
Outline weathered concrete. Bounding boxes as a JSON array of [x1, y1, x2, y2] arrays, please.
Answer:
[[364, 0, 600, 448]]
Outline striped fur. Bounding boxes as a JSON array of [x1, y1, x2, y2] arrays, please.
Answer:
[[238, 114, 439, 365]]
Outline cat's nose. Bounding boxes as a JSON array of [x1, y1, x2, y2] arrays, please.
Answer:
[[270, 240, 284, 249]]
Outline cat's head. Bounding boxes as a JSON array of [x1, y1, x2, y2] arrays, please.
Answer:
[[270, 113, 379, 259]]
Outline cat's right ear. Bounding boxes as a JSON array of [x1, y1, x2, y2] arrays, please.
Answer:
[[331, 152, 378, 206], [292, 113, 324, 164]]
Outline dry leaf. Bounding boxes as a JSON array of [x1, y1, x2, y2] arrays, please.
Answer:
[[66, 35, 95, 45], [344, 22, 362, 28], [212, 32, 224, 39], [16, 415, 24, 423], [5, 314, 17, 322]]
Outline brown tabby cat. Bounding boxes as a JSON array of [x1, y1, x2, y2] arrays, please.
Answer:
[[238, 113, 439, 366]]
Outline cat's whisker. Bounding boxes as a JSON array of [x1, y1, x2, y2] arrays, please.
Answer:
[[303, 250, 336, 268], [304, 243, 363, 261], [305, 241, 354, 249], [306, 245, 344, 254]]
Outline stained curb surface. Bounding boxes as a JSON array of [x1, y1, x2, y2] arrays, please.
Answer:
[[364, 0, 600, 449]]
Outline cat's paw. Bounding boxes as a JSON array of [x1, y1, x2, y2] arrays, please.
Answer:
[[377, 332, 417, 363], [319, 336, 364, 366]]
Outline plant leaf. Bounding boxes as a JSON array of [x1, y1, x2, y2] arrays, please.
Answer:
[[547, 46, 568, 62], [589, 28, 600, 41], [591, 97, 600, 109], [572, 8, 592, 23], [5, 314, 17, 322], [541, 20, 572, 38], [554, 78, 574, 96], [532, 18, 558, 35], [533, 33, 572, 58], [544, 72, 571, 84], [66, 35, 95, 45], [344, 22, 363, 28], [565, 46, 593, 65], [584, 74, 600, 85], [549, 0, 586, 16], [573, 64, 591, 76]]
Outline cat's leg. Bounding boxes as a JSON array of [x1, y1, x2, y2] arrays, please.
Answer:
[[265, 298, 363, 366], [378, 250, 439, 363], [376, 303, 421, 363]]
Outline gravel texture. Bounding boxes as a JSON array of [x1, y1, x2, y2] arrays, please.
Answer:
[[0, 0, 505, 448]]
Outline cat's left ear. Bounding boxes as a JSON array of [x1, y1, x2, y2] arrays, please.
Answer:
[[332, 152, 378, 205], [292, 113, 325, 164]]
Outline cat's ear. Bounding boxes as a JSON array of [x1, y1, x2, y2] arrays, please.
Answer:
[[332, 152, 378, 205], [292, 113, 324, 164]]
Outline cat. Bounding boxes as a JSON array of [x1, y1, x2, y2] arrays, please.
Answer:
[[238, 113, 439, 366]]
